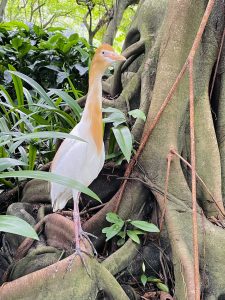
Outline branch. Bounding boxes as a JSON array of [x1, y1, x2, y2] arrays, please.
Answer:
[[32, 2, 45, 15], [92, 8, 113, 37], [43, 12, 69, 28], [20, 0, 28, 9], [76, 0, 95, 43], [82, 10, 90, 32], [29, 1, 45, 22]]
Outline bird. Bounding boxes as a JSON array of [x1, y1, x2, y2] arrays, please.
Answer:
[[50, 44, 126, 259]]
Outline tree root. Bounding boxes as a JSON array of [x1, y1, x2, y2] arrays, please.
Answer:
[[0, 253, 129, 300], [131, 38, 161, 142], [216, 30, 225, 200], [102, 239, 140, 276]]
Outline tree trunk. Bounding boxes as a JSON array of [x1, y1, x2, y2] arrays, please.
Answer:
[[104, 0, 225, 298], [103, 0, 139, 45], [0, 0, 8, 22]]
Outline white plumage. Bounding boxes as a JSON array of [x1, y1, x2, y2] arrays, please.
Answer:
[[51, 121, 105, 211]]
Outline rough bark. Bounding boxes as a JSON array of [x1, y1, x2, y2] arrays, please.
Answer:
[[0, 0, 7, 22], [136, 0, 225, 298]]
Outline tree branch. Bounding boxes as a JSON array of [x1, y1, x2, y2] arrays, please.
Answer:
[[29, 1, 45, 22], [92, 8, 113, 37]]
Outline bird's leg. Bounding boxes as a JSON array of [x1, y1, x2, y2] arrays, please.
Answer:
[[66, 193, 89, 272], [77, 228, 98, 256], [66, 191, 98, 275], [72, 192, 98, 257], [73, 196, 82, 252], [72, 194, 89, 254]]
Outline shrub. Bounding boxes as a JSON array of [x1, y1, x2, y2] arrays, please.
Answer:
[[0, 21, 92, 94]]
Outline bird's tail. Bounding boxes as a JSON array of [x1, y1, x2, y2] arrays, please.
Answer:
[[51, 183, 72, 212]]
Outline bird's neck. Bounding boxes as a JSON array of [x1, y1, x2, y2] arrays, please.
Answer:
[[83, 74, 102, 118], [81, 70, 103, 153]]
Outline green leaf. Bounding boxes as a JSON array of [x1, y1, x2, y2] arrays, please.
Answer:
[[0, 215, 39, 240], [0, 117, 10, 133], [69, 33, 79, 42], [33, 25, 45, 36], [107, 130, 116, 155], [47, 27, 65, 32], [75, 64, 88, 76], [103, 112, 126, 127], [8, 71, 55, 107], [11, 37, 23, 50], [141, 274, 148, 287], [130, 220, 160, 232], [0, 85, 14, 106], [102, 107, 123, 114], [67, 77, 81, 99], [127, 230, 140, 244], [105, 151, 122, 160], [16, 107, 49, 126], [102, 222, 124, 241], [28, 144, 37, 170], [102, 107, 126, 127], [0, 158, 27, 172], [147, 276, 161, 283], [15, 131, 85, 142], [156, 282, 169, 293], [0, 131, 86, 149], [8, 66, 24, 107], [49, 89, 82, 118], [117, 238, 125, 246], [18, 42, 31, 57], [129, 229, 145, 235], [112, 125, 132, 162], [56, 71, 69, 84], [106, 212, 124, 224], [2, 21, 29, 31], [128, 109, 146, 121], [0, 171, 100, 202], [117, 231, 126, 239]]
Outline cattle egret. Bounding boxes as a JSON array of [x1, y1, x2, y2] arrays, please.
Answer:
[[51, 44, 126, 259]]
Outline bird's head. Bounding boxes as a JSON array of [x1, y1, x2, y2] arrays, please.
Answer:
[[91, 44, 126, 75]]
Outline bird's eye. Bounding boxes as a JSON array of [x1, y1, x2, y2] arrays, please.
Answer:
[[102, 51, 105, 55]]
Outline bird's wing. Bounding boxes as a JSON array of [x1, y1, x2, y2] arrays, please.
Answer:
[[50, 123, 104, 211], [51, 125, 89, 211]]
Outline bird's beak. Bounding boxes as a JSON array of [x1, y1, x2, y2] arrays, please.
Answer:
[[107, 52, 126, 62], [114, 53, 126, 61]]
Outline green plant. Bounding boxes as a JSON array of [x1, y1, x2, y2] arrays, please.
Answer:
[[140, 262, 169, 292], [102, 212, 159, 246], [0, 70, 83, 175], [0, 215, 39, 240], [103, 108, 146, 164], [0, 21, 92, 93]]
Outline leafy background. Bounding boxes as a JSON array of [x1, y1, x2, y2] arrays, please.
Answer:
[[0, 22, 91, 93]]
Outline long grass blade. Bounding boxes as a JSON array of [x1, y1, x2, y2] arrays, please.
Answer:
[[0, 170, 100, 201]]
